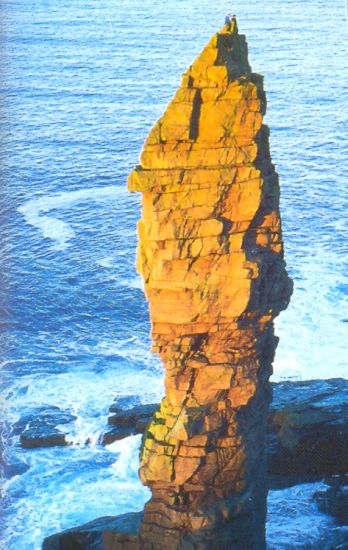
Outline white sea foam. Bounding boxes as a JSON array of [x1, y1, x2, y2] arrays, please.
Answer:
[[2, 442, 150, 550], [96, 256, 114, 268], [273, 249, 348, 381], [18, 186, 124, 251], [95, 257, 144, 290], [125, 276, 144, 291], [4, 365, 163, 449], [96, 338, 160, 370], [110, 434, 143, 479]]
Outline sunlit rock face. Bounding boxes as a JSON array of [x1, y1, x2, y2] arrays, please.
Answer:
[[128, 19, 292, 550]]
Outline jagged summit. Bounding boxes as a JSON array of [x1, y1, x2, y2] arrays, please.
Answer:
[[184, 20, 252, 87], [128, 22, 263, 193]]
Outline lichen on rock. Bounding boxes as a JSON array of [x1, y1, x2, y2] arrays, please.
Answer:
[[127, 19, 292, 549]]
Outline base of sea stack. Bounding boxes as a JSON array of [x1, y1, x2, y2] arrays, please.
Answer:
[[42, 513, 143, 550], [42, 490, 266, 550]]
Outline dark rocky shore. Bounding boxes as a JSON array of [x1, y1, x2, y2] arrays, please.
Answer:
[[268, 378, 348, 484], [43, 508, 348, 550], [12, 405, 76, 449], [41, 378, 348, 549], [12, 379, 348, 484]]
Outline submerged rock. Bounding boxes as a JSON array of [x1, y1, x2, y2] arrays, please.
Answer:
[[1, 461, 30, 479]]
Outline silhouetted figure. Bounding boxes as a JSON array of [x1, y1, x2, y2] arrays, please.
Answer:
[[232, 14, 238, 33]]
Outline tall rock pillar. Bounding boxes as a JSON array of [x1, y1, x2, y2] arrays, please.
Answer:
[[128, 19, 292, 550]]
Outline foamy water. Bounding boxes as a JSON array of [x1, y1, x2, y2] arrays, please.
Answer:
[[1, 0, 347, 548], [18, 186, 123, 250]]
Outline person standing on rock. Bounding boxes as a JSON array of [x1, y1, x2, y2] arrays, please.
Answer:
[[231, 14, 238, 33], [225, 14, 231, 28]]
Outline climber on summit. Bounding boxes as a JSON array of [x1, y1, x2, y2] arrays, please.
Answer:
[[225, 13, 237, 32]]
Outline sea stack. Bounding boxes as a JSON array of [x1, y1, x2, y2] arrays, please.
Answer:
[[128, 19, 292, 549]]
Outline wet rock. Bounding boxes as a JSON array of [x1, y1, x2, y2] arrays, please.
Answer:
[[102, 404, 158, 446], [108, 413, 137, 428], [135, 416, 153, 433], [267, 378, 348, 480], [109, 396, 141, 414], [42, 512, 143, 550], [42, 510, 348, 550], [101, 426, 140, 446], [313, 475, 348, 524], [14, 405, 76, 449], [20, 426, 68, 449], [108, 404, 158, 427], [1, 460, 30, 479]]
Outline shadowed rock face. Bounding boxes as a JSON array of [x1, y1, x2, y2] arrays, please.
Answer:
[[128, 20, 292, 550]]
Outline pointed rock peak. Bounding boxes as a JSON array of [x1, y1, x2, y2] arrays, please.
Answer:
[[182, 18, 251, 88], [127, 20, 263, 193]]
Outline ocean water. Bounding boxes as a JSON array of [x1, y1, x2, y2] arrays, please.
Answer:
[[0, 0, 347, 548]]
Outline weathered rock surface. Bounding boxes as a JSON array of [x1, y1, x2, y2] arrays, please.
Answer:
[[43, 19, 293, 550], [127, 18, 292, 549], [13, 405, 76, 449]]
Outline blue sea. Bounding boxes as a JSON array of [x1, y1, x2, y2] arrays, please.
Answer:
[[0, 1, 347, 548]]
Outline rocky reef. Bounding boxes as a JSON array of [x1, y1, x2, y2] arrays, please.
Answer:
[[43, 378, 348, 549], [127, 18, 292, 549]]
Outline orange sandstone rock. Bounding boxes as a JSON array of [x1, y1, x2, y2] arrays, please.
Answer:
[[128, 18, 292, 550]]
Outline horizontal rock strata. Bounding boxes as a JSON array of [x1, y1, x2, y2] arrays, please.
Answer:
[[101, 379, 348, 484], [41, 18, 293, 550], [127, 18, 292, 549]]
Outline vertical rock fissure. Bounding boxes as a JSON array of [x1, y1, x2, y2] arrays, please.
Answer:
[[189, 89, 202, 141]]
